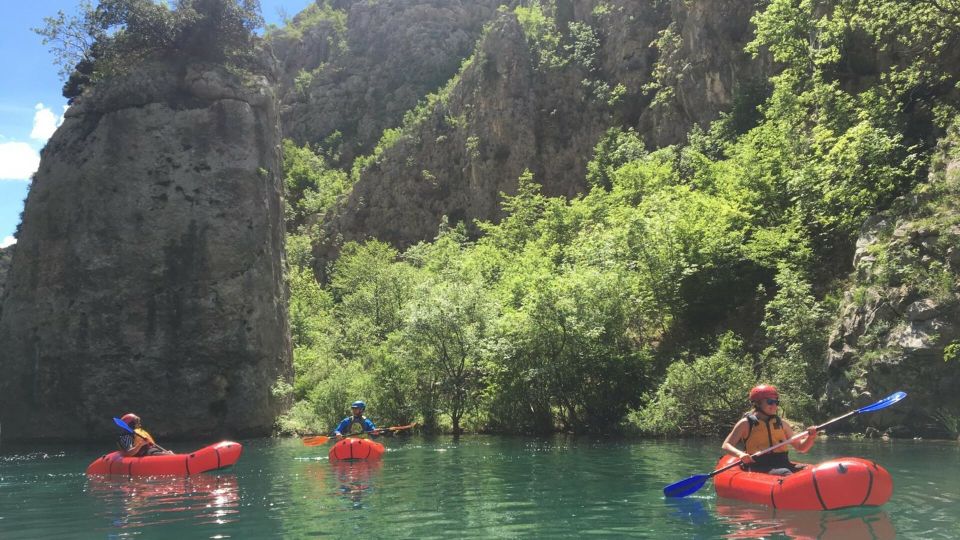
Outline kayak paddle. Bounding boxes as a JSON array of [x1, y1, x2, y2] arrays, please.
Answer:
[[302, 422, 418, 446], [113, 417, 171, 453], [663, 390, 907, 498]]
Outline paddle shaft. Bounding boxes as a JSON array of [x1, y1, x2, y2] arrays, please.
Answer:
[[751, 409, 854, 458], [303, 423, 416, 446]]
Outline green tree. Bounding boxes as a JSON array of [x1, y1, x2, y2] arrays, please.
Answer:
[[331, 241, 415, 347], [35, 0, 265, 99], [586, 127, 646, 190], [282, 139, 350, 230], [402, 278, 495, 435], [632, 333, 754, 436], [758, 265, 829, 424]]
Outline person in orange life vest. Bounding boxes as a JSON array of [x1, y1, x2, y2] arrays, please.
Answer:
[[721, 384, 817, 476], [117, 413, 173, 457]]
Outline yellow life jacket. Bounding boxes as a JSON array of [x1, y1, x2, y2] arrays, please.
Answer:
[[742, 413, 788, 454]]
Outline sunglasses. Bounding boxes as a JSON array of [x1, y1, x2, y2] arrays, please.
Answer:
[[765, 399, 780, 406]]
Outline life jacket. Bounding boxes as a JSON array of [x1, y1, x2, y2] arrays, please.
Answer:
[[118, 428, 157, 456], [742, 413, 788, 455], [346, 416, 369, 437]]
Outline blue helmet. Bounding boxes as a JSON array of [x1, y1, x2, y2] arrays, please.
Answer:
[[351, 400, 366, 410]]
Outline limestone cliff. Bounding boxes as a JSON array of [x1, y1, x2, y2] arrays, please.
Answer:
[[826, 123, 960, 438], [637, 0, 768, 146], [272, 0, 507, 164], [0, 245, 11, 297], [0, 58, 292, 441], [313, 0, 766, 271]]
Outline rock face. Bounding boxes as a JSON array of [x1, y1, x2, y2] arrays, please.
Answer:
[[272, 0, 507, 164], [825, 124, 960, 437], [637, 0, 768, 146], [0, 245, 11, 297], [0, 59, 292, 441], [313, 0, 766, 271]]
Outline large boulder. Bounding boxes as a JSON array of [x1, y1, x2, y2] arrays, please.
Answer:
[[0, 58, 292, 442]]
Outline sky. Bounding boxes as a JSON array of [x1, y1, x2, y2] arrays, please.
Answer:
[[0, 0, 312, 249]]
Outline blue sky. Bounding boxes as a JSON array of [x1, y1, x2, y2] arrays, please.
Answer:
[[0, 0, 311, 248]]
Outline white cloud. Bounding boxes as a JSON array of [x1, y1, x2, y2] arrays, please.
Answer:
[[0, 142, 40, 180], [30, 103, 64, 141], [1, 236, 15, 248]]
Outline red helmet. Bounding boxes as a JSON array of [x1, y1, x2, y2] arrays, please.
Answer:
[[749, 384, 779, 402], [121, 413, 141, 428]]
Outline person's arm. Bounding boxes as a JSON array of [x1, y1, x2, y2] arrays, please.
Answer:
[[332, 418, 349, 439], [785, 421, 817, 453], [365, 419, 378, 437], [118, 433, 136, 457], [721, 418, 754, 463]]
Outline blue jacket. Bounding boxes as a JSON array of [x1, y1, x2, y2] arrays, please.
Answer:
[[333, 415, 377, 437]]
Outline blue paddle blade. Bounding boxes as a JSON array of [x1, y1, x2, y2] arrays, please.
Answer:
[[663, 474, 709, 498], [113, 417, 134, 433], [857, 391, 907, 414]]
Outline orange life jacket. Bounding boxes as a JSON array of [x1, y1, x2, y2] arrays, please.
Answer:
[[118, 428, 157, 456], [742, 413, 789, 454]]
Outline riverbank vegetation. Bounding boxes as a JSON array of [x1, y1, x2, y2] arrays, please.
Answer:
[[277, 0, 960, 436]]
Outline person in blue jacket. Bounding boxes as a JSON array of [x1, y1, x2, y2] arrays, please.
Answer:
[[333, 401, 378, 440]]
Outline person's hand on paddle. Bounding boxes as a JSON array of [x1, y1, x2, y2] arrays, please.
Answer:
[[335, 432, 344, 441], [739, 452, 754, 464], [797, 426, 817, 450]]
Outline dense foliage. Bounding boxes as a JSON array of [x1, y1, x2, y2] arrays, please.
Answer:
[[275, 0, 960, 437]]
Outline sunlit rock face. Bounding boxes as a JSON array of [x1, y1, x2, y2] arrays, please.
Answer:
[[0, 58, 292, 442], [825, 126, 960, 438], [311, 0, 767, 273], [274, 0, 507, 165]]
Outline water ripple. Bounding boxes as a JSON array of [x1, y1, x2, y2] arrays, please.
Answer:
[[1, 437, 959, 538]]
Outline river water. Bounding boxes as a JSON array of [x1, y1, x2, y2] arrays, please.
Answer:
[[1, 435, 958, 538]]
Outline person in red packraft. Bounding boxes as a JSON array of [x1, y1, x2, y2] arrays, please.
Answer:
[[116, 413, 173, 457], [721, 384, 817, 475]]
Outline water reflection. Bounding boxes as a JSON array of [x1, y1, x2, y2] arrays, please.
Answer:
[[664, 496, 713, 527], [715, 502, 895, 539], [86, 473, 239, 530], [330, 460, 382, 509]]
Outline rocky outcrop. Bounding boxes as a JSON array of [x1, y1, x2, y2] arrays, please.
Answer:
[[313, 14, 572, 265], [638, 0, 769, 146], [0, 58, 292, 442], [313, 0, 766, 272], [272, 0, 507, 164], [826, 123, 960, 437]]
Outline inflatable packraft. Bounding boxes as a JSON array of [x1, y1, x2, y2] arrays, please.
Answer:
[[713, 455, 892, 510], [86, 441, 242, 476], [329, 437, 385, 461]]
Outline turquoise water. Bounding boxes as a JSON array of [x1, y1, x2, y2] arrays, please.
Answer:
[[1, 436, 958, 538]]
